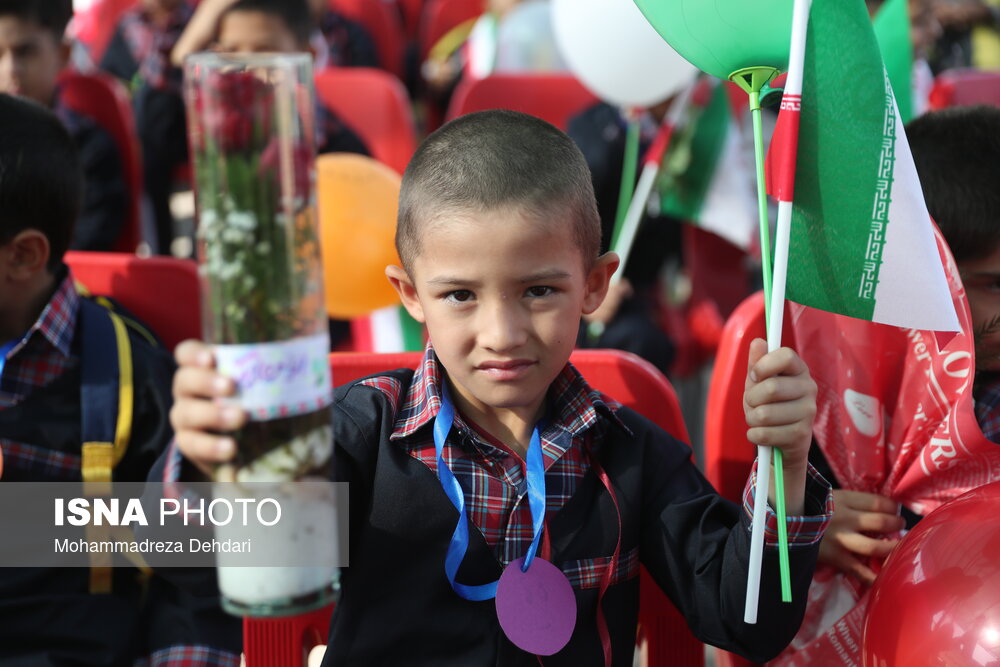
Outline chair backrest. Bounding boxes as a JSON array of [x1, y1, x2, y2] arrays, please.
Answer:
[[446, 73, 599, 130], [397, 0, 425, 39], [314, 67, 417, 175], [419, 0, 484, 61], [929, 68, 1000, 110], [64, 251, 201, 351], [58, 71, 143, 253], [328, 0, 406, 77]]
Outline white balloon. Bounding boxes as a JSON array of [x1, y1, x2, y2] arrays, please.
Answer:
[[551, 0, 698, 108]]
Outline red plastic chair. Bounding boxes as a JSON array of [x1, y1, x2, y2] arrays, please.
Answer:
[[928, 68, 1000, 110], [328, 0, 407, 78], [244, 348, 704, 667], [446, 73, 599, 130], [64, 251, 201, 351], [396, 0, 426, 39], [418, 0, 483, 62], [314, 67, 418, 175], [58, 71, 144, 253], [703, 291, 795, 667]]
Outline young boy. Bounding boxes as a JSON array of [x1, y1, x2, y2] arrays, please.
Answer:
[[0, 0, 128, 252], [168, 110, 833, 664], [0, 94, 241, 666], [173, 0, 369, 156], [908, 105, 1000, 437]]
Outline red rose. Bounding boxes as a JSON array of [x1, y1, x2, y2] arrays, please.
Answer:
[[258, 139, 314, 203]]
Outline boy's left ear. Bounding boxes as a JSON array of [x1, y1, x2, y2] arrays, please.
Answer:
[[581, 252, 620, 315]]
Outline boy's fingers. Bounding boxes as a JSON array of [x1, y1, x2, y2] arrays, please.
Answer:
[[749, 346, 810, 383], [840, 490, 899, 515], [745, 396, 816, 427], [175, 430, 236, 468], [854, 510, 906, 535], [175, 339, 215, 368], [173, 366, 235, 401], [839, 531, 898, 559], [746, 421, 813, 448], [170, 399, 246, 433], [844, 557, 878, 586], [745, 372, 816, 410]]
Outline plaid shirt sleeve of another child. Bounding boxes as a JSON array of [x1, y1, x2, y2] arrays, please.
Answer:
[[741, 459, 833, 547]]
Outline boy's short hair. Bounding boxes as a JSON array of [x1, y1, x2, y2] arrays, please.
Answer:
[[0, 0, 73, 39], [0, 94, 81, 270], [222, 0, 314, 47], [906, 105, 1000, 264], [397, 110, 602, 272]]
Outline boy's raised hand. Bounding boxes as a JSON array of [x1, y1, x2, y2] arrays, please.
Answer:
[[169, 340, 244, 476], [743, 338, 817, 515], [819, 489, 904, 585]]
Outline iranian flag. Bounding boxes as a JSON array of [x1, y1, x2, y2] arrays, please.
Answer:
[[350, 305, 425, 353], [660, 80, 757, 251], [766, 0, 959, 334]]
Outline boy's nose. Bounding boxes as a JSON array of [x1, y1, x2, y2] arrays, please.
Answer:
[[477, 299, 528, 353]]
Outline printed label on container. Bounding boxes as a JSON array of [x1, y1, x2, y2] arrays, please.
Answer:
[[215, 334, 332, 421]]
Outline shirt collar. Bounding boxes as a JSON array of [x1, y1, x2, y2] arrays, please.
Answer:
[[389, 345, 630, 441], [6, 268, 79, 361]]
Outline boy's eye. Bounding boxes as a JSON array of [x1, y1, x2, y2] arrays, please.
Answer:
[[445, 290, 474, 303], [525, 286, 555, 298]]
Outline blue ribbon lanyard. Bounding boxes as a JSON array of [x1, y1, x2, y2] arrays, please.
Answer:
[[434, 383, 547, 601]]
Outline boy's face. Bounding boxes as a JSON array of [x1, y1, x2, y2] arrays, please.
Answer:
[[217, 11, 302, 54], [0, 16, 67, 107], [960, 246, 1000, 371], [388, 208, 616, 424]]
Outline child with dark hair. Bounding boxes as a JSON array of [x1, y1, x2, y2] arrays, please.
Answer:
[[0, 0, 128, 252], [165, 109, 834, 665], [907, 105, 1000, 440], [99, 0, 195, 256], [172, 0, 369, 156], [0, 93, 241, 666]]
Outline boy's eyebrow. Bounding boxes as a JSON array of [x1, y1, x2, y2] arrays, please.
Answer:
[[518, 270, 574, 283], [425, 270, 574, 286]]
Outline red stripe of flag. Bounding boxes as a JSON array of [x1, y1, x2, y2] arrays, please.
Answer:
[[765, 94, 802, 202]]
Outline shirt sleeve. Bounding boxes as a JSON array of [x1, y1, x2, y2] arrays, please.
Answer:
[[741, 458, 834, 547]]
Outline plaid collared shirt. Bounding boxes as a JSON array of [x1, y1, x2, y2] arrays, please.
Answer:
[[0, 272, 82, 479], [0, 272, 79, 409], [359, 347, 626, 568], [359, 347, 831, 573]]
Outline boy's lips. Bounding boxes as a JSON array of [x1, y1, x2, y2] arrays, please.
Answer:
[[476, 359, 536, 381]]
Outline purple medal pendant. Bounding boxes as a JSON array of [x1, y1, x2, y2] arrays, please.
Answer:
[[496, 556, 577, 655], [433, 385, 576, 656]]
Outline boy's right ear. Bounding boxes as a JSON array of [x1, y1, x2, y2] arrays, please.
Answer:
[[385, 265, 426, 323]]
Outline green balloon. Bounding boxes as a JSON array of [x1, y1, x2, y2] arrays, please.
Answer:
[[632, 0, 795, 80]]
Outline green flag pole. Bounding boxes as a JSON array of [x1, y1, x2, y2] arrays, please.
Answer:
[[729, 66, 794, 612]]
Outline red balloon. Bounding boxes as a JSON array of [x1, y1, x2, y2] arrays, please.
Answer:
[[863, 481, 1000, 666]]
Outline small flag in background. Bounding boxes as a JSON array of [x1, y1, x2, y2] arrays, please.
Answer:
[[659, 80, 757, 252], [351, 305, 425, 353], [767, 0, 959, 333]]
